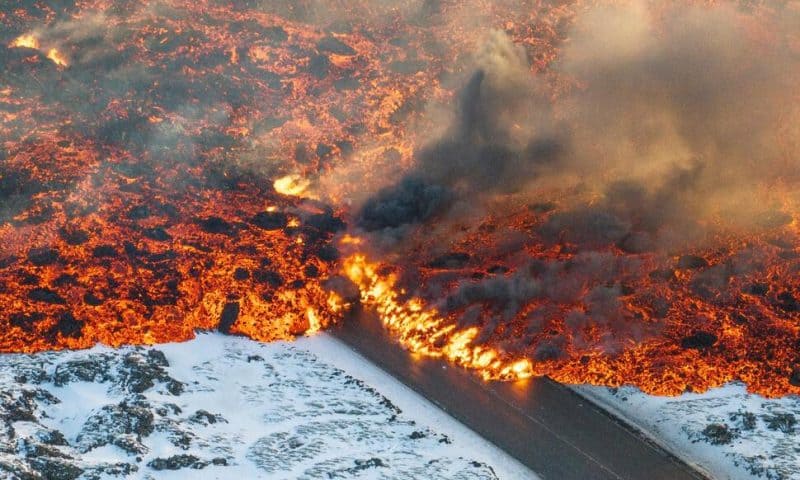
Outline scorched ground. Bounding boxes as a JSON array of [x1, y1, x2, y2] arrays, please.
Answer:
[[2, 0, 800, 398]]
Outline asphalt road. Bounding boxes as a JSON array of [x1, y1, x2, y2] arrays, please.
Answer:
[[333, 309, 708, 480]]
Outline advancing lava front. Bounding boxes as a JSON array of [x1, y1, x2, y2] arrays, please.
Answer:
[[2, 0, 800, 399]]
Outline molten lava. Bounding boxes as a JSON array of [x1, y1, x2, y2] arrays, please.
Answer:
[[345, 254, 534, 380], [1, 0, 800, 398]]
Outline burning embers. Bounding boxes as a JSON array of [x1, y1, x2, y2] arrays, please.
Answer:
[[2, 0, 800, 397], [0, 136, 342, 352], [10, 33, 68, 67]]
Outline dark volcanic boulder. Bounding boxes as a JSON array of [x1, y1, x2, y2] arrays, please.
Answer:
[[427, 252, 471, 269], [28, 288, 66, 305], [680, 331, 718, 350], [316, 37, 356, 56], [677, 255, 709, 269], [790, 368, 800, 388], [250, 211, 288, 230], [27, 247, 60, 266]]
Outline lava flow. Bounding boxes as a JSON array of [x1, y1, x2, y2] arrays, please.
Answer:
[[2, 0, 800, 397]]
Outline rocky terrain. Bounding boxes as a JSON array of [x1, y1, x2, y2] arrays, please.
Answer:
[[0, 333, 530, 479], [576, 384, 800, 480]]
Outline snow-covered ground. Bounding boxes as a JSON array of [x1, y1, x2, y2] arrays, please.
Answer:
[[575, 383, 800, 480], [0, 333, 535, 479]]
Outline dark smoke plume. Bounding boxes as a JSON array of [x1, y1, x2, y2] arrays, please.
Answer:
[[358, 2, 800, 250]]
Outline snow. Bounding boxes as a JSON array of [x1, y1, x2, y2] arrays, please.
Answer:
[[0, 332, 537, 479], [574, 383, 800, 480]]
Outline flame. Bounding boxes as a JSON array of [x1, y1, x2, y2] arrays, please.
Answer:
[[1, 0, 798, 399], [10, 34, 67, 67], [46, 48, 68, 67], [273, 174, 311, 197], [11, 34, 39, 49], [344, 254, 533, 381]]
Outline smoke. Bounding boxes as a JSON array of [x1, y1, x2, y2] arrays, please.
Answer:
[[346, 1, 800, 359], [358, 1, 800, 251]]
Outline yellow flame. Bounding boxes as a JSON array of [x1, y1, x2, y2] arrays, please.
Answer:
[[273, 174, 310, 197], [11, 34, 39, 49], [344, 253, 534, 381], [340, 234, 363, 245], [46, 48, 68, 67], [305, 307, 321, 334]]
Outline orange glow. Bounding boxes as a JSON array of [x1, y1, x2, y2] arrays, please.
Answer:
[[2, 0, 799, 400], [273, 174, 311, 197], [11, 34, 39, 49], [344, 254, 533, 381], [46, 48, 68, 67]]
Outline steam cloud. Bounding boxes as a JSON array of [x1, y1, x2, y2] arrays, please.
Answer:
[[359, 1, 800, 253]]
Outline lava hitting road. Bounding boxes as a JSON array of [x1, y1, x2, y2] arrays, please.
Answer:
[[2, 0, 800, 397]]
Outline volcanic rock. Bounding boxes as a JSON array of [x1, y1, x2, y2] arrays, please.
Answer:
[[198, 216, 234, 235], [58, 227, 89, 245], [143, 226, 172, 241], [306, 211, 346, 234], [317, 37, 356, 56], [790, 368, 800, 388], [189, 410, 227, 425], [427, 253, 471, 269], [677, 255, 709, 269], [148, 454, 204, 470], [27, 248, 60, 266], [680, 331, 718, 350], [729, 411, 757, 431], [91, 245, 118, 258], [390, 59, 428, 74], [27, 288, 66, 305], [775, 291, 800, 312], [83, 292, 104, 306], [76, 400, 155, 454], [49, 312, 84, 339], [765, 413, 796, 433], [126, 205, 151, 220], [304, 264, 319, 278], [702, 423, 735, 445], [487, 265, 509, 274], [253, 269, 284, 287], [745, 283, 769, 296], [309, 54, 331, 79], [28, 458, 83, 480], [9, 312, 45, 332], [233, 267, 250, 281], [0, 335, 508, 478], [250, 211, 288, 230], [54, 357, 113, 386], [334, 76, 360, 91], [218, 302, 240, 334]]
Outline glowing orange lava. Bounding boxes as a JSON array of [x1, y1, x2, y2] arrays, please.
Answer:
[[345, 254, 533, 380], [1, 0, 799, 399]]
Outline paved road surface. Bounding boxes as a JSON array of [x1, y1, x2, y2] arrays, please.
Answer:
[[333, 309, 708, 480]]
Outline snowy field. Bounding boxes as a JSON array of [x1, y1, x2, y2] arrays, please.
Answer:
[[0, 332, 535, 479], [575, 384, 800, 480]]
